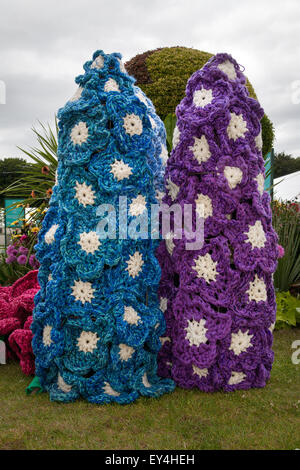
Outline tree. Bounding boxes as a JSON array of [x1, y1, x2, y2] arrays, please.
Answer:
[[0, 158, 33, 199], [274, 152, 300, 178]]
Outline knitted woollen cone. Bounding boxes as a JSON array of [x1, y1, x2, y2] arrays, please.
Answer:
[[31, 50, 174, 404], [156, 53, 278, 391]]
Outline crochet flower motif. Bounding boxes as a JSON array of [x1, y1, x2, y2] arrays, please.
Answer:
[[69, 87, 83, 102], [229, 330, 253, 355], [218, 60, 237, 80], [244, 220, 266, 249], [195, 194, 213, 219], [189, 135, 211, 164], [193, 88, 213, 108], [172, 126, 180, 149], [91, 55, 104, 69], [227, 113, 248, 141], [129, 195, 147, 217], [71, 280, 95, 304], [57, 374, 72, 393], [192, 253, 218, 283], [104, 78, 120, 92], [103, 382, 120, 397], [119, 343, 134, 361], [78, 231, 101, 254], [166, 178, 179, 201], [185, 319, 208, 347], [228, 371, 246, 386], [192, 365, 208, 378], [160, 297, 168, 313], [44, 224, 59, 245], [123, 306, 141, 325], [224, 166, 243, 189], [123, 114, 143, 136], [135, 89, 148, 106], [70, 121, 89, 145], [255, 173, 265, 196], [77, 330, 99, 353], [165, 231, 175, 256], [42, 325, 53, 347], [246, 275, 267, 302], [125, 251, 144, 278], [255, 131, 263, 151], [74, 181, 96, 206], [110, 159, 133, 181]]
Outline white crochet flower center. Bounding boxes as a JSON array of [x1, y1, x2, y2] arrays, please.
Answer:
[[78, 231, 101, 254], [255, 173, 265, 196], [245, 220, 266, 249], [123, 306, 141, 325], [255, 131, 263, 151], [69, 87, 83, 102], [44, 224, 59, 244], [227, 113, 248, 141], [229, 330, 253, 355], [192, 253, 218, 283], [123, 113, 143, 136], [160, 297, 168, 313], [269, 322, 275, 333], [119, 343, 134, 361], [218, 60, 237, 80], [110, 159, 133, 181], [166, 178, 180, 201], [142, 373, 151, 388], [165, 231, 175, 255], [172, 126, 180, 149], [57, 373, 72, 393], [125, 251, 144, 278], [193, 88, 213, 108], [185, 318, 208, 347], [160, 336, 171, 346], [135, 89, 148, 106], [189, 135, 211, 164], [246, 274, 267, 302], [224, 166, 243, 189], [48, 273, 53, 281], [228, 371, 246, 386], [42, 325, 53, 347], [70, 121, 89, 145], [160, 145, 169, 166], [91, 55, 104, 69], [118, 58, 127, 74], [77, 330, 99, 353], [74, 181, 96, 207], [104, 78, 120, 92], [195, 193, 213, 219], [192, 365, 209, 378], [129, 195, 147, 217], [103, 381, 120, 397], [71, 280, 95, 304]]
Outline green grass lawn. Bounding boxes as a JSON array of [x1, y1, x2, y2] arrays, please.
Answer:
[[0, 328, 299, 450]]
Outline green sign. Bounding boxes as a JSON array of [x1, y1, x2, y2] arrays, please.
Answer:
[[4, 198, 24, 228]]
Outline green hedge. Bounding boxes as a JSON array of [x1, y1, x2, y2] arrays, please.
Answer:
[[126, 46, 274, 156]]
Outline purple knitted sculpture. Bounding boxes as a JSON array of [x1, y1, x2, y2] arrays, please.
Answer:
[[156, 53, 278, 392]]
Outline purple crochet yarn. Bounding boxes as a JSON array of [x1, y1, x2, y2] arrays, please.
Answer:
[[157, 53, 278, 392]]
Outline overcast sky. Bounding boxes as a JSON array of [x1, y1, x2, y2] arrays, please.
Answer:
[[0, 0, 299, 160]]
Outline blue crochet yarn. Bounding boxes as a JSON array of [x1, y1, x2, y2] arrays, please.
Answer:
[[31, 50, 174, 404]]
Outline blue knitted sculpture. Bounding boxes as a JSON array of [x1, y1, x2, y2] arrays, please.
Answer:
[[31, 50, 174, 404]]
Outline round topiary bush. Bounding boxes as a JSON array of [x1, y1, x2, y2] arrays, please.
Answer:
[[125, 47, 274, 156]]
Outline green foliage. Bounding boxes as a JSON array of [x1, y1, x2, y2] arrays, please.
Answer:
[[272, 201, 300, 291], [275, 291, 300, 329], [0, 252, 29, 286], [126, 46, 275, 156], [274, 152, 300, 178], [0, 158, 33, 206], [164, 113, 176, 153]]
